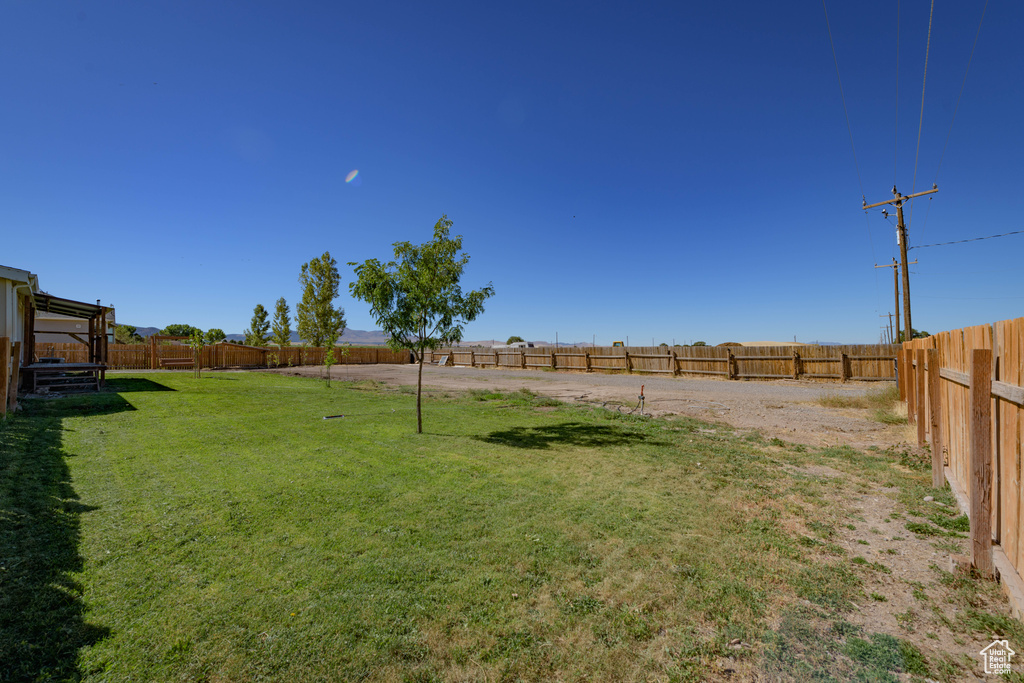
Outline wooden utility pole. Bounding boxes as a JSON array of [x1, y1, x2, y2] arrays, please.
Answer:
[[879, 314, 893, 344], [865, 185, 937, 342], [874, 257, 916, 342]]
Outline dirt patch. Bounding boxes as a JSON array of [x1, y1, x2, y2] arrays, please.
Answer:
[[274, 363, 903, 450]]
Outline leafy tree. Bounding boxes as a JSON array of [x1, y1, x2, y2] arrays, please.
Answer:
[[243, 304, 271, 346], [506, 335, 525, 345], [297, 252, 347, 348], [349, 215, 494, 433], [161, 323, 202, 338], [659, 342, 668, 347], [323, 347, 336, 388], [114, 325, 143, 344], [898, 328, 931, 342], [271, 297, 292, 347], [188, 330, 206, 379], [204, 328, 226, 344], [692, 341, 707, 346]]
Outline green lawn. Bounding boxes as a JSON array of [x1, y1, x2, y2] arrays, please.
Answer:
[[1, 372, 1018, 682]]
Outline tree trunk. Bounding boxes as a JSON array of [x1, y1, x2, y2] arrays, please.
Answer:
[[416, 350, 424, 433]]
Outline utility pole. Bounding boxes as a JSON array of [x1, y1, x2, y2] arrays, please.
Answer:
[[864, 185, 937, 342], [879, 313, 894, 343], [873, 257, 914, 341]]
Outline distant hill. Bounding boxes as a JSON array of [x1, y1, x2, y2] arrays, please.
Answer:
[[130, 326, 391, 346]]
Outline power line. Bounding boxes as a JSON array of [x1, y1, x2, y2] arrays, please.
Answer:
[[894, 0, 900, 186], [918, 295, 1024, 301], [908, 0, 935, 230], [934, 0, 988, 184], [822, 1, 877, 264], [822, 0, 865, 198], [910, 229, 1024, 250]]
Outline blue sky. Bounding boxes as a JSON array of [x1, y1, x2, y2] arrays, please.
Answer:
[[2, 1, 1020, 345]]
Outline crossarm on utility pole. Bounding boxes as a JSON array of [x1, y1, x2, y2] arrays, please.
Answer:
[[862, 186, 938, 210]]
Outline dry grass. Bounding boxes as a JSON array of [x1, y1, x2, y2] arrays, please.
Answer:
[[817, 385, 906, 425]]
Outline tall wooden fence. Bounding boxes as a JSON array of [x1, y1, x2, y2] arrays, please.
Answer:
[[32, 342, 412, 370], [426, 344, 899, 382], [903, 316, 1024, 617]]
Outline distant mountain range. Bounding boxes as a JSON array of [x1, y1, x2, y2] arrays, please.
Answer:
[[128, 328, 858, 348], [131, 326, 391, 345]]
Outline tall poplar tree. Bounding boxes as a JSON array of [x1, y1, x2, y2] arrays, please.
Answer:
[[271, 297, 292, 347], [297, 252, 346, 347]]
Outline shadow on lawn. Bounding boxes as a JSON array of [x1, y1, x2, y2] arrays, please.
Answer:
[[0, 396, 132, 679], [106, 377, 175, 392], [477, 421, 664, 450]]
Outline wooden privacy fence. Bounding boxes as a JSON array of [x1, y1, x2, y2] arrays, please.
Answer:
[[426, 344, 900, 382], [33, 341, 412, 371], [903, 316, 1024, 617]]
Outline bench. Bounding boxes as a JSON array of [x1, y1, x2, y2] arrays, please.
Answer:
[[159, 357, 195, 369]]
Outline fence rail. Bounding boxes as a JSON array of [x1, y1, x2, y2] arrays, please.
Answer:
[[904, 316, 1024, 618], [31, 341, 412, 370], [427, 344, 899, 382]]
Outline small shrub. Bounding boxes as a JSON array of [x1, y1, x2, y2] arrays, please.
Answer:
[[872, 408, 908, 425]]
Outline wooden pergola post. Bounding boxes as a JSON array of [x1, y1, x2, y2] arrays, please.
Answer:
[[7, 343, 20, 411], [0, 337, 10, 417]]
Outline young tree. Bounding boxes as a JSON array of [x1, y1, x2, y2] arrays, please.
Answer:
[[243, 304, 271, 346], [204, 328, 227, 344], [297, 252, 346, 348], [323, 346, 336, 388], [349, 215, 494, 433], [506, 335, 525, 345], [188, 329, 206, 379], [271, 297, 292, 347]]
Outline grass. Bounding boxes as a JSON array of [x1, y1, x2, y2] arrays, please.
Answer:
[[0, 372, 1015, 681], [817, 384, 907, 425]]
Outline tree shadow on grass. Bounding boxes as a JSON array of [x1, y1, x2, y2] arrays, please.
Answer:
[[0, 396, 132, 679], [475, 421, 665, 450]]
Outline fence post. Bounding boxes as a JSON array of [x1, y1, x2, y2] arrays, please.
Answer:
[[991, 323, 1001, 546], [906, 349, 916, 424], [927, 348, 944, 489], [470, 350, 475, 367], [0, 337, 10, 418], [520, 350, 526, 370], [550, 350, 556, 370], [726, 349, 734, 380], [792, 350, 800, 380], [840, 352, 849, 382], [916, 349, 927, 446], [669, 349, 677, 377], [623, 350, 630, 374], [896, 351, 905, 399], [585, 351, 592, 373], [969, 348, 994, 578]]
